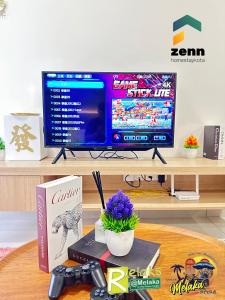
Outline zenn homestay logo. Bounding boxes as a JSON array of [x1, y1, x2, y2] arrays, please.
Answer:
[[171, 15, 206, 63]]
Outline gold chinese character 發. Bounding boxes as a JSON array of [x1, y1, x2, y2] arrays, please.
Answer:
[[10, 124, 36, 152]]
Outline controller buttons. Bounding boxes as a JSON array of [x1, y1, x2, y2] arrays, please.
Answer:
[[58, 267, 66, 273], [99, 289, 105, 297], [66, 267, 74, 271], [82, 264, 90, 270], [94, 288, 105, 297], [55, 265, 65, 272], [65, 267, 74, 275]]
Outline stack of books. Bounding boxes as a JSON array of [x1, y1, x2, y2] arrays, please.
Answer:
[[68, 230, 160, 273]]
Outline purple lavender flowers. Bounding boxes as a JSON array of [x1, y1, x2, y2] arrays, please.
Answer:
[[102, 190, 139, 233], [106, 191, 133, 220]]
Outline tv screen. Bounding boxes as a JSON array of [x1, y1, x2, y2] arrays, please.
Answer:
[[42, 72, 177, 150]]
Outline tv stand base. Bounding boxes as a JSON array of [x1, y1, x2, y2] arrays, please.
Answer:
[[52, 147, 167, 164], [52, 147, 76, 164], [152, 148, 167, 164]]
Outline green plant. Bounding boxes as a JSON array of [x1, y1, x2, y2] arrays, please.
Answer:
[[0, 137, 5, 150], [101, 190, 139, 233], [101, 213, 139, 233]]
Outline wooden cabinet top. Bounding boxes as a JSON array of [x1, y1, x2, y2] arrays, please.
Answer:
[[0, 157, 225, 175]]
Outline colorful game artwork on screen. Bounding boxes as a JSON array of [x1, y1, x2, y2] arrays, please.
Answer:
[[42, 72, 176, 150], [110, 73, 176, 147]]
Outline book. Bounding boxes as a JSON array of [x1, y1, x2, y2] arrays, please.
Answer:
[[36, 175, 82, 273], [203, 125, 225, 160], [68, 230, 160, 274]]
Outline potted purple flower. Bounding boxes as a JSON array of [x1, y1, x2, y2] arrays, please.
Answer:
[[101, 191, 139, 256]]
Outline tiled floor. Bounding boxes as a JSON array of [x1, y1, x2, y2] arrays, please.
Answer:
[[0, 212, 37, 248], [0, 212, 225, 248]]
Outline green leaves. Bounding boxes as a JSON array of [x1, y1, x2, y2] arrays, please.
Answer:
[[184, 145, 199, 149], [0, 137, 5, 150], [101, 213, 139, 233]]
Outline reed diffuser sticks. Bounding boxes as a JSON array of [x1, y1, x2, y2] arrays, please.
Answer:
[[92, 171, 105, 210]]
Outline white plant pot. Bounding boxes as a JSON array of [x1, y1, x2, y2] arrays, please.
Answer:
[[185, 148, 198, 159], [0, 150, 5, 160], [105, 229, 134, 256]]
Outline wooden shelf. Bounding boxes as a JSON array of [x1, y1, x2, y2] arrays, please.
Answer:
[[0, 157, 225, 175], [0, 157, 224, 211], [83, 190, 225, 211]]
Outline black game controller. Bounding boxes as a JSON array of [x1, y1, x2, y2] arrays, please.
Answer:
[[90, 287, 121, 300], [90, 287, 153, 300], [48, 260, 107, 300]]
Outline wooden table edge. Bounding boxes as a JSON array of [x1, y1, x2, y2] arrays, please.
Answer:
[[0, 223, 224, 270]]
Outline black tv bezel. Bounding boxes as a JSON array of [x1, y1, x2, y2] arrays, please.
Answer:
[[42, 71, 177, 151]]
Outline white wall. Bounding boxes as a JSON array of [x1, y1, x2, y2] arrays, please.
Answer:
[[0, 0, 224, 157]]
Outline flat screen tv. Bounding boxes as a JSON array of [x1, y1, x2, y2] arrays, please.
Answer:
[[42, 72, 177, 151]]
